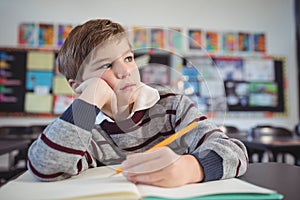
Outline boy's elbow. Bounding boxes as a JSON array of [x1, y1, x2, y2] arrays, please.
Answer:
[[27, 144, 72, 182], [27, 160, 72, 182], [225, 150, 249, 179], [235, 157, 249, 178]]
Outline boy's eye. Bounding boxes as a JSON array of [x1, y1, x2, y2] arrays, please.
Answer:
[[124, 56, 133, 62], [101, 63, 112, 69]]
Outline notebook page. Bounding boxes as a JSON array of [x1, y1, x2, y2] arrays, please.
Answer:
[[0, 166, 141, 200], [137, 178, 277, 199]]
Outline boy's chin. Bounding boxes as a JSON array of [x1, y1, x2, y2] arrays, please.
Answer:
[[117, 90, 139, 103], [117, 98, 135, 107]]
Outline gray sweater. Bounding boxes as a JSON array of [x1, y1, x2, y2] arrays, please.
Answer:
[[27, 90, 248, 182]]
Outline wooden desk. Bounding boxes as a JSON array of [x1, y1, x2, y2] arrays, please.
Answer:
[[0, 139, 31, 156], [0, 139, 31, 185], [242, 136, 300, 165], [240, 162, 300, 200], [0, 164, 284, 200], [228, 133, 300, 165]]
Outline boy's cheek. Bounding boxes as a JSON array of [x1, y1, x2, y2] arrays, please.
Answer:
[[103, 79, 117, 91], [99, 71, 115, 88]]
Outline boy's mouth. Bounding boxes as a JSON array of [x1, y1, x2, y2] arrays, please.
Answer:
[[120, 83, 136, 91]]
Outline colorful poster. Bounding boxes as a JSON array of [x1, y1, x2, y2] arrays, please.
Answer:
[[167, 28, 182, 52], [224, 81, 249, 107], [25, 92, 53, 113], [27, 51, 55, 71], [253, 33, 266, 53], [205, 31, 219, 51], [18, 23, 36, 46], [26, 71, 53, 92], [140, 63, 169, 85], [222, 32, 236, 52], [53, 76, 74, 95], [188, 29, 203, 50], [200, 80, 225, 97], [182, 66, 199, 95], [150, 28, 165, 49], [132, 27, 148, 50], [57, 24, 73, 47], [214, 57, 243, 81], [238, 32, 251, 51], [53, 95, 73, 114], [249, 82, 278, 107], [244, 59, 275, 81], [38, 23, 54, 46], [185, 56, 217, 79]]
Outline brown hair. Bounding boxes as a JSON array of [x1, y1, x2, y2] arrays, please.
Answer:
[[57, 19, 126, 81]]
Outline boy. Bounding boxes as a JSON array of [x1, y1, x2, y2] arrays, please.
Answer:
[[27, 19, 248, 187]]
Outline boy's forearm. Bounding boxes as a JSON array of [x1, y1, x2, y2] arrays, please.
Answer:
[[27, 100, 99, 181], [175, 96, 248, 182], [60, 99, 100, 131], [190, 136, 248, 182], [27, 118, 95, 181]]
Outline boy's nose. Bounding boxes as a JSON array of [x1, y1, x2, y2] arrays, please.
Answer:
[[114, 62, 130, 79]]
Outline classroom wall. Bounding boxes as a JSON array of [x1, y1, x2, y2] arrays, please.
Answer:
[[0, 0, 298, 130]]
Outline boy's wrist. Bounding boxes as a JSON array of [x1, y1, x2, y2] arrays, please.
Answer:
[[181, 154, 204, 183]]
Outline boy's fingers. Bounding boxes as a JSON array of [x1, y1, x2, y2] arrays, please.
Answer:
[[122, 147, 180, 174], [122, 152, 160, 170], [124, 157, 172, 174], [126, 170, 164, 184], [122, 148, 167, 169]]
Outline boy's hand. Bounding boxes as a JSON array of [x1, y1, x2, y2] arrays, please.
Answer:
[[121, 147, 204, 187], [75, 77, 117, 113]]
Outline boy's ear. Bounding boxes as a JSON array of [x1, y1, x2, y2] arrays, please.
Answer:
[[68, 79, 78, 91]]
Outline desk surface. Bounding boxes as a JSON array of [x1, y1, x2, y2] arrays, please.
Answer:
[[240, 162, 300, 200], [240, 136, 300, 154], [228, 133, 300, 164], [0, 163, 284, 200], [0, 139, 31, 155], [241, 136, 300, 147]]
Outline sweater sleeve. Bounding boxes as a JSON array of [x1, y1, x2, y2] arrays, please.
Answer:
[[173, 95, 248, 182], [27, 99, 100, 181]]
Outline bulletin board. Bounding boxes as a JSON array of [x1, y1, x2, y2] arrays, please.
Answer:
[[0, 47, 74, 117], [135, 51, 287, 118], [181, 55, 287, 118]]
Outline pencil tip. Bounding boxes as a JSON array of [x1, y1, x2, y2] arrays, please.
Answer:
[[108, 172, 117, 177]]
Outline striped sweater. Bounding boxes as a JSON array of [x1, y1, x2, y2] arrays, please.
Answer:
[[27, 89, 248, 182]]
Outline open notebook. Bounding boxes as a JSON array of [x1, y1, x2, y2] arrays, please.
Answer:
[[0, 166, 283, 200]]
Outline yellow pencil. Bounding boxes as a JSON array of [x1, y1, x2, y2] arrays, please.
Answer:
[[114, 121, 198, 175]]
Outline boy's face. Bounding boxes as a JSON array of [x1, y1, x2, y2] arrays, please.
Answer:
[[80, 36, 141, 106]]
